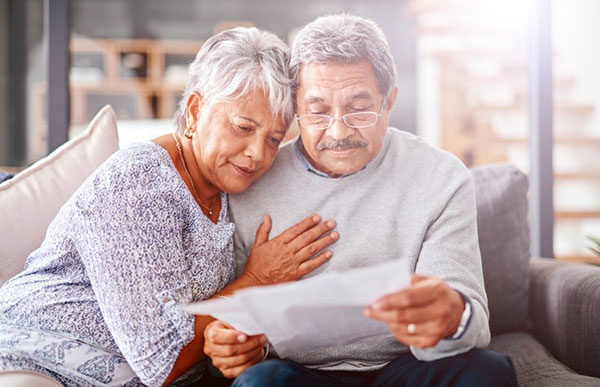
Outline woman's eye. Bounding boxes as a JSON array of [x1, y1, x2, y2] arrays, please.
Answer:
[[268, 136, 282, 147], [235, 125, 252, 133]]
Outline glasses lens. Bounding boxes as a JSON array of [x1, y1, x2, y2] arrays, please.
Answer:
[[344, 112, 378, 128], [300, 114, 331, 130]]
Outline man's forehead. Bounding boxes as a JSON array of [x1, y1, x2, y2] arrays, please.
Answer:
[[297, 61, 381, 102], [304, 90, 376, 104]]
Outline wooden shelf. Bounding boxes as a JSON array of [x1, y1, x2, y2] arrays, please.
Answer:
[[555, 172, 600, 180], [37, 38, 206, 127], [556, 254, 600, 266], [493, 137, 600, 146], [470, 103, 594, 115], [555, 211, 600, 220]]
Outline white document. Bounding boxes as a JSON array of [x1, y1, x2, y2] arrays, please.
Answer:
[[182, 259, 410, 357]]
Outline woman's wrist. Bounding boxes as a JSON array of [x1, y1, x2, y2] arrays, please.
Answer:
[[237, 271, 264, 287]]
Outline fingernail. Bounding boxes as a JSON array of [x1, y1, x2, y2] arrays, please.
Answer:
[[372, 302, 382, 310], [327, 220, 336, 227], [312, 215, 320, 222], [330, 231, 338, 239], [260, 335, 267, 345], [325, 251, 332, 257], [237, 334, 247, 343]]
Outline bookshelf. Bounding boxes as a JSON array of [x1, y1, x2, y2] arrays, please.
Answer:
[[407, 0, 600, 264]]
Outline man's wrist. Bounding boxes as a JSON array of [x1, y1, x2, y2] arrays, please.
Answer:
[[448, 291, 472, 340]]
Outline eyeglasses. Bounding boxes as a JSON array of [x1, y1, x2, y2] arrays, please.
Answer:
[[295, 101, 386, 131]]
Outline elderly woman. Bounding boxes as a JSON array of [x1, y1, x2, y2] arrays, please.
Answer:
[[0, 27, 338, 386]]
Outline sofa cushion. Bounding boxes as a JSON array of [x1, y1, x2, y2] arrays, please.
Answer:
[[0, 370, 62, 387], [488, 332, 600, 386], [0, 105, 119, 285], [470, 163, 530, 334]]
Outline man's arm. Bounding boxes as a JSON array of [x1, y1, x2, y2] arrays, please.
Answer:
[[367, 159, 490, 360]]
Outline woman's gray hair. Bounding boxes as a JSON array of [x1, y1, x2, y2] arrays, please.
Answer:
[[174, 27, 294, 130], [290, 14, 397, 97]]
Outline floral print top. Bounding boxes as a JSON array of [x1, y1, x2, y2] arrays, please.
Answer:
[[0, 142, 235, 385]]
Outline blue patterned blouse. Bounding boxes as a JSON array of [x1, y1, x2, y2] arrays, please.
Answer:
[[0, 142, 236, 385]]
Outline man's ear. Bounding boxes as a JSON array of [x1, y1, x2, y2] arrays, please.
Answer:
[[185, 91, 205, 130], [385, 86, 398, 113]]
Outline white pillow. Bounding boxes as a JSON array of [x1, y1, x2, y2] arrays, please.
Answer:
[[0, 105, 119, 285]]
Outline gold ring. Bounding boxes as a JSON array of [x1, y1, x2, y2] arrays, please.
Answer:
[[407, 323, 417, 335]]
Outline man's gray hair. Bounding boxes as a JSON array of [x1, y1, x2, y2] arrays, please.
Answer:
[[290, 14, 397, 97], [175, 27, 294, 130]]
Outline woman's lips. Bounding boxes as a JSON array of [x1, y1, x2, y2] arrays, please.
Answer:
[[232, 164, 257, 178]]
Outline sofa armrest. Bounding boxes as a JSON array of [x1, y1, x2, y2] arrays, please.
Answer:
[[529, 257, 600, 378]]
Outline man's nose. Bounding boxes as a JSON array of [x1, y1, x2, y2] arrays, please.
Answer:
[[325, 116, 354, 140]]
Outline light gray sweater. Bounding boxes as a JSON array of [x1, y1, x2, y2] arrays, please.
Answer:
[[229, 127, 490, 371]]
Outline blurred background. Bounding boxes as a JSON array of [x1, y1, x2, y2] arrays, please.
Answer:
[[0, 0, 599, 264]]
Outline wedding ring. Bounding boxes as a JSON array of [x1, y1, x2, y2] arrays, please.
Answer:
[[407, 323, 417, 335]]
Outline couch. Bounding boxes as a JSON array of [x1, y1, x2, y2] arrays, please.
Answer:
[[1, 106, 599, 386]]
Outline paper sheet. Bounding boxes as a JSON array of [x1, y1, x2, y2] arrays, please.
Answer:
[[182, 259, 409, 357]]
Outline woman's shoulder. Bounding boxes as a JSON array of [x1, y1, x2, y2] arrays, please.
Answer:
[[95, 142, 176, 184], [76, 141, 184, 208]]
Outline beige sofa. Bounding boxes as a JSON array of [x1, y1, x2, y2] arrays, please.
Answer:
[[0, 106, 119, 385]]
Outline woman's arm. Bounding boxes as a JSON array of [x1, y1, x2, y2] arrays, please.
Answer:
[[164, 214, 338, 384]]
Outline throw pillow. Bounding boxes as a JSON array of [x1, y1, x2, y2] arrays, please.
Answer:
[[471, 163, 530, 334], [0, 105, 119, 285]]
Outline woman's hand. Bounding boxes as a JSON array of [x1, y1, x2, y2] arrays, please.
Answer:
[[242, 214, 338, 286], [204, 320, 266, 379]]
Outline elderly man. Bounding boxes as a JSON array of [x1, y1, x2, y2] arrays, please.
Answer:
[[204, 14, 517, 386]]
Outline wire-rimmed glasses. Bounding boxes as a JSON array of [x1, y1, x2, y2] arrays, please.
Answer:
[[295, 101, 386, 131]]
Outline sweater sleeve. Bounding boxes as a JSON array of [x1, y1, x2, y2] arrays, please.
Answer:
[[411, 156, 491, 361], [73, 157, 196, 386]]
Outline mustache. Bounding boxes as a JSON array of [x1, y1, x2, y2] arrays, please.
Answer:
[[316, 138, 368, 151]]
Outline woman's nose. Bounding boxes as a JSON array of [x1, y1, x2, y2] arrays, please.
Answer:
[[244, 135, 265, 162]]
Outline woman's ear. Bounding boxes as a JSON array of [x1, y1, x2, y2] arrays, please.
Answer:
[[185, 92, 205, 131]]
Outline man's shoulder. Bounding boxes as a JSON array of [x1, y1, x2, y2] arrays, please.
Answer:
[[381, 128, 470, 191], [385, 128, 460, 168]]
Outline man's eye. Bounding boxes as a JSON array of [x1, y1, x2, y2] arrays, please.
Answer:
[[235, 125, 252, 132]]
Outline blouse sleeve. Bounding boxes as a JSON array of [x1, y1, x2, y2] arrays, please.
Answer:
[[73, 156, 196, 386]]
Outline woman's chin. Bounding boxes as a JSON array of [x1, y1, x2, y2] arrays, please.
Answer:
[[218, 179, 256, 194]]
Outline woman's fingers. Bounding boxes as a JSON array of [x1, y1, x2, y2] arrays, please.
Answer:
[[297, 250, 333, 276], [205, 322, 247, 345], [278, 214, 322, 243], [253, 215, 272, 245], [287, 219, 337, 252], [212, 345, 263, 369], [217, 348, 265, 379], [295, 229, 338, 260], [244, 214, 338, 285], [208, 335, 265, 357]]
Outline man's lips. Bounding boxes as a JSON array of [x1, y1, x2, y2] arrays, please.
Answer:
[[324, 146, 359, 155], [232, 164, 257, 178]]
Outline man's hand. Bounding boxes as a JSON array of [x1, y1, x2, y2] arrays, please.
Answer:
[[203, 320, 267, 379], [365, 274, 465, 348]]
